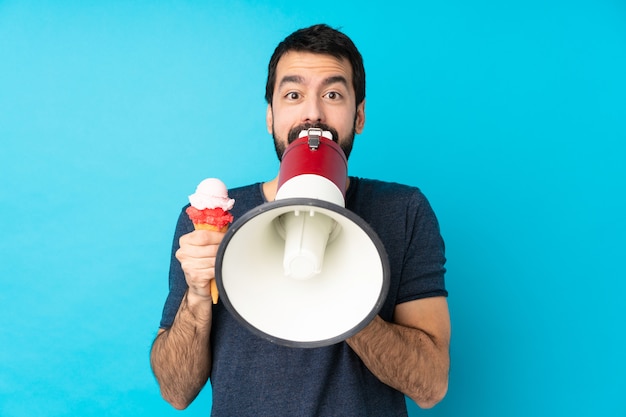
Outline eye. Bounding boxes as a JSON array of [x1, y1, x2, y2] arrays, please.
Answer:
[[285, 91, 300, 100], [324, 91, 342, 100]]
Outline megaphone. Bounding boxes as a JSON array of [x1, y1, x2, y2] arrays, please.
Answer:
[[215, 128, 390, 348]]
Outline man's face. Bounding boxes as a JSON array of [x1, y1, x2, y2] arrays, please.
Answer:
[[266, 51, 365, 161]]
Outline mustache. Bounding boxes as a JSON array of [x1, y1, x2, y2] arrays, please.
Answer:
[[287, 123, 339, 144]]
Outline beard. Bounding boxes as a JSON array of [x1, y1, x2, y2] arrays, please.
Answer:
[[272, 120, 356, 162]]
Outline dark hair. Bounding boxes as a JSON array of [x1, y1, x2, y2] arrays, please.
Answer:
[[265, 24, 365, 107]]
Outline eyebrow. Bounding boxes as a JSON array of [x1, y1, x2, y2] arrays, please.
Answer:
[[278, 75, 349, 89]]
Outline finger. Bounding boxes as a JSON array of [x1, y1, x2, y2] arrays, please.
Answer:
[[180, 229, 225, 246], [178, 257, 215, 271], [176, 241, 220, 263]]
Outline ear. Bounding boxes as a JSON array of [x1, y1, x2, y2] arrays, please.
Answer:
[[355, 100, 366, 134], [266, 104, 273, 135]]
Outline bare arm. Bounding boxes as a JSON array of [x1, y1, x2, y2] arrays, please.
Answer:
[[150, 292, 212, 409], [150, 230, 222, 409], [346, 296, 451, 409]]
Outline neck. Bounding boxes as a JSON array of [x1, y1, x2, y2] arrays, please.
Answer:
[[262, 176, 279, 201]]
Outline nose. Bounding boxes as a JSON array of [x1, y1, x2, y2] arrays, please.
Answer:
[[301, 96, 324, 124]]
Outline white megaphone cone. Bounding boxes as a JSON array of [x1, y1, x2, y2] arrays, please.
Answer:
[[215, 128, 390, 348]]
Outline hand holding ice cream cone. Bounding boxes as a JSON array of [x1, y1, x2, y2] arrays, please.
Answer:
[[185, 178, 235, 304]]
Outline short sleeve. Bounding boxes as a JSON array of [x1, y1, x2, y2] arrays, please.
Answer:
[[396, 189, 447, 304], [159, 206, 194, 329]]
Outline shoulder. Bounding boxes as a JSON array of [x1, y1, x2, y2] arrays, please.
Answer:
[[348, 177, 431, 213], [350, 176, 426, 197], [347, 177, 442, 246], [228, 182, 263, 197], [227, 182, 265, 218]]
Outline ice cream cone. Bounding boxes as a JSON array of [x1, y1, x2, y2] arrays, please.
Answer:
[[193, 223, 229, 233], [185, 178, 235, 305]]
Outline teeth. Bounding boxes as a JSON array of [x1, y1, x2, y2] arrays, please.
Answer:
[[298, 129, 333, 140]]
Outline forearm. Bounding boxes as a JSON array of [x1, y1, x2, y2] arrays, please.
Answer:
[[346, 315, 449, 409], [150, 291, 212, 410]]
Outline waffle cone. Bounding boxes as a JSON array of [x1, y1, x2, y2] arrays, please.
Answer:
[[193, 223, 229, 233], [192, 223, 229, 304]]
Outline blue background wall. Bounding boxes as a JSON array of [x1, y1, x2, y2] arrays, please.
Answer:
[[1, 1, 624, 416]]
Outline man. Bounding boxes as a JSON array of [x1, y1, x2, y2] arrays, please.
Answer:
[[151, 24, 450, 416]]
